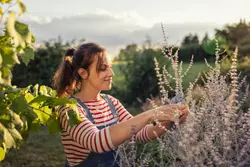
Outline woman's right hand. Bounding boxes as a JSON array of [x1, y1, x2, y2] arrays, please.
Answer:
[[147, 104, 189, 123]]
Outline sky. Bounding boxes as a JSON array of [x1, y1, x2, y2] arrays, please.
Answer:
[[19, 0, 250, 56]]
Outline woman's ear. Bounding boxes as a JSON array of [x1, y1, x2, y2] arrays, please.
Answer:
[[78, 68, 88, 80]]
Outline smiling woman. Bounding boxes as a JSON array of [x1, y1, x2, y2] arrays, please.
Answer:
[[52, 42, 189, 167]]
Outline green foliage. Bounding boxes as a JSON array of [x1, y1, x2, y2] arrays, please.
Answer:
[[113, 44, 170, 107], [0, 1, 82, 161], [12, 37, 72, 87], [215, 19, 250, 59], [181, 33, 199, 45]]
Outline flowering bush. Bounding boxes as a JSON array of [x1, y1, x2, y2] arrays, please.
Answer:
[[117, 27, 250, 167]]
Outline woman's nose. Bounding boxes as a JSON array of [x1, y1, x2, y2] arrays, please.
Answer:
[[108, 67, 115, 77]]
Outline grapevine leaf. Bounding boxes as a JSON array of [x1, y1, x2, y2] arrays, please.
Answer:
[[67, 110, 82, 128], [0, 44, 19, 65], [39, 85, 48, 96], [47, 116, 60, 134], [32, 105, 51, 124], [15, 21, 29, 37], [20, 47, 34, 66], [28, 95, 50, 105], [28, 119, 40, 132], [11, 95, 30, 114]]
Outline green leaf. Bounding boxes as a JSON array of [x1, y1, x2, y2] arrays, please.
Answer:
[[39, 85, 49, 96], [31, 34, 36, 43], [0, 45, 20, 65], [29, 101, 51, 124], [67, 110, 82, 128], [15, 21, 29, 37], [0, 114, 11, 121], [11, 95, 30, 114], [20, 85, 32, 94], [2, 66, 10, 78], [33, 84, 39, 96], [28, 119, 40, 132], [0, 147, 5, 161], [38, 85, 56, 97], [24, 92, 34, 103], [47, 116, 60, 134], [20, 47, 34, 66], [0, 100, 7, 111], [17, 0, 27, 15], [29, 95, 50, 105]]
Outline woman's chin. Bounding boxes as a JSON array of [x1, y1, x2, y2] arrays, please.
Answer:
[[102, 85, 112, 91]]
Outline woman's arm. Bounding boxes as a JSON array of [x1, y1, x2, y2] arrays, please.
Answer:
[[108, 95, 187, 143], [108, 95, 189, 142], [109, 110, 151, 146], [59, 104, 153, 153]]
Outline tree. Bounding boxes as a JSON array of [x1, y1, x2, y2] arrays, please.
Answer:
[[116, 45, 170, 107], [202, 33, 209, 44], [12, 37, 74, 87], [115, 43, 138, 61], [181, 33, 200, 46], [215, 20, 250, 59]]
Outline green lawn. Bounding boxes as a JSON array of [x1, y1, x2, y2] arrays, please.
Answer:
[[1, 127, 65, 167]]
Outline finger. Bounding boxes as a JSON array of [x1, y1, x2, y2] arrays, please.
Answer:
[[177, 105, 188, 110], [179, 113, 188, 124], [157, 113, 176, 122]]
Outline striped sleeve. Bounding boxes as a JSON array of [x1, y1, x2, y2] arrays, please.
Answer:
[[58, 105, 116, 153], [108, 95, 151, 143]]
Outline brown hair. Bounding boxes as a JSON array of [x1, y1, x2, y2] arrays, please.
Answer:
[[52, 42, 106, 97]]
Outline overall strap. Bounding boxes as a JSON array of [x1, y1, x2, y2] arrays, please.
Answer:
[[70, 96, 95, 124], [101, 94, 119, 123]]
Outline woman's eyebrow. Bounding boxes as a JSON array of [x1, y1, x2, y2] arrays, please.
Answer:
[[102, 63, 112, 66]]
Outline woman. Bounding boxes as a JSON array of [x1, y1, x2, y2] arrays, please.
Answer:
[[53, 42, 189, 167]]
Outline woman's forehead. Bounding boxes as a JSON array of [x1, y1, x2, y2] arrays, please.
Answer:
[[103, 55, 112, 64], [91, 53, 112, 67]]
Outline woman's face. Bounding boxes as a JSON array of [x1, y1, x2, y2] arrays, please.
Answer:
[[84, 53, 114, 91]]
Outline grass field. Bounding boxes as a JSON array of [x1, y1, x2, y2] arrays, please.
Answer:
[[1, 127, 65, 167], [1, 61, 210, 167]]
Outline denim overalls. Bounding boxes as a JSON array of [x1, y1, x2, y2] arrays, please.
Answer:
[[65, 94, 120, 167]]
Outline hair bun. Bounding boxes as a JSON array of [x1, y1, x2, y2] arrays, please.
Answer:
[[65, 48, 75, 57]]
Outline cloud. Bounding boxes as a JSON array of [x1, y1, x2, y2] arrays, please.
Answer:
[[21, 11, 222, 56]]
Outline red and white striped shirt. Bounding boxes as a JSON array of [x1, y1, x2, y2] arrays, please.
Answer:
[[58, 95, 151, 166]]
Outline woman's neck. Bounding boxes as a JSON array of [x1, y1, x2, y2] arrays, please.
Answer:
[[74, 83, 102, 102]]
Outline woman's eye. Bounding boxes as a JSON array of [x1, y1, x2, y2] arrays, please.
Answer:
[[100, 65, 107, 71]]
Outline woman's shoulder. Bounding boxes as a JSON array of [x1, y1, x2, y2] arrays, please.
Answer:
[[102, 93, 122, 106]]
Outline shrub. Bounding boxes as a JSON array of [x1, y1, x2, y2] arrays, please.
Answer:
[[117, 44, 250, 166]]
